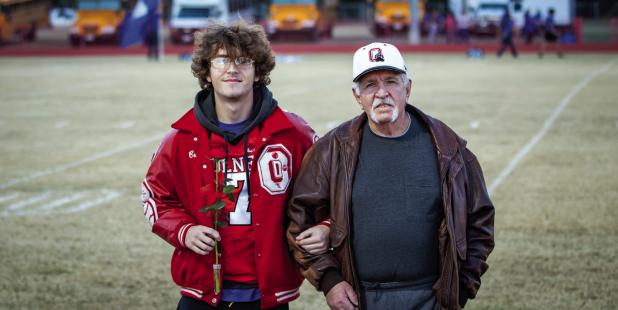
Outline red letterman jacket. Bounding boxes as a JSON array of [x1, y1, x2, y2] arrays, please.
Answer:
[[142, 107, 315, 309]]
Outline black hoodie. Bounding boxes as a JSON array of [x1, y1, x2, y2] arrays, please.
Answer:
[[193, 85, 278, 145], [192, 85, 279, 206]]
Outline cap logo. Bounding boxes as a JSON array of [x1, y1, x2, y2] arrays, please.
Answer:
[[368, 48, 384, 62]]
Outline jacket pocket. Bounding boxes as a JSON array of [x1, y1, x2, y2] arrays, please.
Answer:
[[171, 248, 212, 289]]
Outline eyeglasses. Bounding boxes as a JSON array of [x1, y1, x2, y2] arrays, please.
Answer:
[[210, 57, 254, 69]]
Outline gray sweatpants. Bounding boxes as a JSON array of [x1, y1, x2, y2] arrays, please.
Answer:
[[359, 280, 439, 310]]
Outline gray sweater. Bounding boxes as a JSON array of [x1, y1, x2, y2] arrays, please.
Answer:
[[351, 111, 443, 284]]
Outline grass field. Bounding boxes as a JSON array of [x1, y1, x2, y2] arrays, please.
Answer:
[[0, 52, 617, 309]]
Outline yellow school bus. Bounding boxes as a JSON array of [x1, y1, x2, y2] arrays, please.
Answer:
[[69, 0, 124, 46], [266, 0, 333, 41], [0, 0, 50, 42], [374, 0, 424, 36]]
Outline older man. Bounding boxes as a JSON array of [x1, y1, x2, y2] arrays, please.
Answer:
[[287, 42, 495, 310]]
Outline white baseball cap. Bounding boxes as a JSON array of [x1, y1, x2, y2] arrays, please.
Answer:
[[352, 42, 407, 82]]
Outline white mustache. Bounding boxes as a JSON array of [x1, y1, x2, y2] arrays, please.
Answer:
[[372, 97, 394, 109]]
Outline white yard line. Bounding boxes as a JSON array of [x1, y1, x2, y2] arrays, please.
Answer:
[[64, 190, 121, 213], [488, 59, 616, 196], [1, 79, 345, 191], [114, 121, 136, 129], [0, 66, 351, 216], [4, 191, 52, 212], [0, 133, 165, 190], [38, 192, 87, 212], [54, 120, 70, 129], [0, 190, 121, 217], [0, 192, 21, 203], [7, 60, 612, 202]]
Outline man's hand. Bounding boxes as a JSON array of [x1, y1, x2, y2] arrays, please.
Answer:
[[296, 224, 330, 255], [184, 225, 220, 255], [326, 281, 358, 310]]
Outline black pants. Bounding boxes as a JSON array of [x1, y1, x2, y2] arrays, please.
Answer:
[[177, 296, 289, 310], [497, 35, 518, 57], [145, 32, 159, 60]]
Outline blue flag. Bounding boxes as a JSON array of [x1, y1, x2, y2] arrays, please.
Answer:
[[119, 0, 159, 47]]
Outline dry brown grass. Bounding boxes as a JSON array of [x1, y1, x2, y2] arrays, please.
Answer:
[[0, 53, 616, 309]]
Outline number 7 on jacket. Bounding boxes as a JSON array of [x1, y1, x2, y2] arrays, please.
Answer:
[[225, 172, 251, 225]]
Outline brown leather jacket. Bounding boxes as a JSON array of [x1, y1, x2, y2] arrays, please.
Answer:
[[287, 105, 495, 309]]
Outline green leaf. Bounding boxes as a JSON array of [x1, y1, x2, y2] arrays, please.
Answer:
[[212, 200, 226, 210], [216, 221, 228, 228], [222, 185, 235, 194], [226, 193, 235, 202], [198, 200, 226, 212]]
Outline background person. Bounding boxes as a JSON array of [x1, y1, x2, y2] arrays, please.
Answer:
[[144, 14, 159, 61], [540, 8, 564, 58], [445, 10, 457, 44], [522, 10, 538, 44], [287, 42, 495, 310], [424, 10, 439, 44], [457, 8, 472, 44], [497, 8, 518, 58]]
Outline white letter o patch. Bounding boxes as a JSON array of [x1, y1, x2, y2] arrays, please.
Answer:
[[258, 144, 292, 195]]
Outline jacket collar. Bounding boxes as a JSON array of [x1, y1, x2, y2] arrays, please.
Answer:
[[171, 106, 295, 137], [335, 104, 464, 158]]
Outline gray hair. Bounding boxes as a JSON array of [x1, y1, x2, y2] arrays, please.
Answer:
[[352, 72, 410, 96]]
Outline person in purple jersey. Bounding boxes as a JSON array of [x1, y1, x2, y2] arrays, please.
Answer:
[[522, 10, 538, 44], [497, 8, 518, 58]]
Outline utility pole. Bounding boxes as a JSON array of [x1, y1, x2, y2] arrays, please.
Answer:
[[157, 0, 164, 61], [408, 0, 420, 44]]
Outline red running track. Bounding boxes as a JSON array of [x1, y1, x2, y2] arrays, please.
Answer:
[[1, 42, 617, 57]]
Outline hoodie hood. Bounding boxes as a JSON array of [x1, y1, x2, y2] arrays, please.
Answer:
[[193, 85, 278, 145]]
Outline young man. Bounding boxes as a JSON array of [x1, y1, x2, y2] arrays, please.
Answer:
[[141, 22, 328, 309], [287, 42, 495, 309]]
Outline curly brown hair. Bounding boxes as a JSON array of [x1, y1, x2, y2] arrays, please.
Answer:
[[191, 21, 276, 89]]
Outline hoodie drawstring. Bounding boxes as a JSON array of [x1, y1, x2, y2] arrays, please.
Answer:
[[243, 134, 251, 202], [223, 140, 229, 186]]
